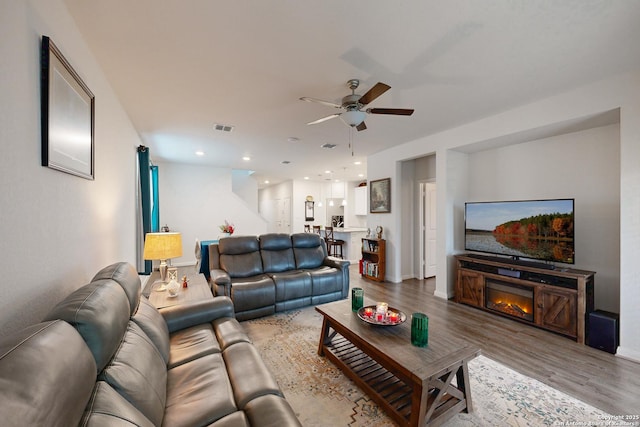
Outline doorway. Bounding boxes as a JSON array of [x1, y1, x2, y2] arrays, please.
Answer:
[[420, 182, 437, 278]]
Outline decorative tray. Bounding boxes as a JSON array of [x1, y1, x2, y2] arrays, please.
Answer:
[[357, 305, 406, 326]]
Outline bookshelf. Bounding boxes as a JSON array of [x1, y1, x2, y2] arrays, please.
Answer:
[[360, 238, 386, 282]]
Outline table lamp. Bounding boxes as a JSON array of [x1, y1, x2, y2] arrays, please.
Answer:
[[143, 232, 183, 291]]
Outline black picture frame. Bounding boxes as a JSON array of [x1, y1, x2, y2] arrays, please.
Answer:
[[370, 178, 391, 213], [41, 36, 95, 180]]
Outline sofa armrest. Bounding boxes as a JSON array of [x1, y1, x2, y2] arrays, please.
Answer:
[[324, 256, 350, 299], [159, 297, 235, 333], [210, 268, 231, 297], [324, 256, 350, 270]]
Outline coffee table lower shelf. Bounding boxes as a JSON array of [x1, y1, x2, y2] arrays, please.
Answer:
[[318, 325, 478, 426]]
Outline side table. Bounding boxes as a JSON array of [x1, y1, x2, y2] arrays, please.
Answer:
[[144, 267, 213, 309]]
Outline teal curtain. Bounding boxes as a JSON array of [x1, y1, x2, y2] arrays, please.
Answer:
[[137, 146, 152, 274], [151, 165, 159, 233]]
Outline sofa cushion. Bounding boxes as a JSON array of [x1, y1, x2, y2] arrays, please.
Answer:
[[100, 322, 167, 426], [271, 270, 312, 302], [219, 236, 264, 278], [291, 233, 327, 269], [168, 323, 220, 369], [244, 394, 302, 427], [260, 233, 296, 272], [0, 321, 96, 427], [91, 262, 141, 316], [208, 411, 250, 427], [230, 275, 276, 313], [309, 265, 344, 296], [223, 341, 282, 409], [81, 381, 154, 427], [132, 297, 170, 364], [165, 353, 237, 426], [44, 279, 131, 373]]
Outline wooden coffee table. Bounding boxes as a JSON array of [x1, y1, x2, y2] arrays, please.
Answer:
[[316, 299, 480, 427]]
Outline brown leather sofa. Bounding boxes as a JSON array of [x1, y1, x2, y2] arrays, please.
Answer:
[[0, 262, 301, 427], [208, 233, 350, 321]]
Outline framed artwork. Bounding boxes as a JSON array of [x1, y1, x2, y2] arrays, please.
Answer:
[[370, 178, 391, 213], [305, 201, 314, 221], [41, 36, 95, 180]]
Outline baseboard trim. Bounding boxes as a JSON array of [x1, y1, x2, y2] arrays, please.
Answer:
[[434, 289, 451, 301], [616, 346, 640, 364]]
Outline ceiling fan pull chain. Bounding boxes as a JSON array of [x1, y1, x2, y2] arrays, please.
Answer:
[[350, 127, 354, 156]]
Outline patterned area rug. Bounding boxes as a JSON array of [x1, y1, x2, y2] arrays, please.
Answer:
[[243, 306, 611, 427]]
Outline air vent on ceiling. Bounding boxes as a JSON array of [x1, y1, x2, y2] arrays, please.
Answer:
[[213, 123, 234, 132], [321, 143, 337, 149]]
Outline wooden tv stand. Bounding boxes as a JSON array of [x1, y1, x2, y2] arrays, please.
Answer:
[[454, 254, 595, 343]]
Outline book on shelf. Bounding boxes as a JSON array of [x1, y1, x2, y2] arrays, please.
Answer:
[[361, 260, 379, 278], [362, 240, 378, 252]]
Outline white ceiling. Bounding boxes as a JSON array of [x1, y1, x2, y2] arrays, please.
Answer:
[[63, 1, 640, 186]]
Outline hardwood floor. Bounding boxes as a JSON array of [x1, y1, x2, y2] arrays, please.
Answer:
[[349, 265, 640, 416]]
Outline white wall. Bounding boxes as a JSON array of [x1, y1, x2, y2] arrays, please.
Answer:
[[156, 161, 267, 266], [0, 1, 140, 335], [232, 170, 259, 211], [368, 73, 640, 362], [465, 124, 620, 312]]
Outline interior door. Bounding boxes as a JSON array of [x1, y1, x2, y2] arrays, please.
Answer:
[[422, 182, 437, 278], [282, 197, 291, 233]]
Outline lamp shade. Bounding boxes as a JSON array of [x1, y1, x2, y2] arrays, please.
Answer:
[[143, 232, 183, 260]]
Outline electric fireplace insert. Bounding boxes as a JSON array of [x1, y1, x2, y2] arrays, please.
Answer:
[[485, 280, 534, 322]]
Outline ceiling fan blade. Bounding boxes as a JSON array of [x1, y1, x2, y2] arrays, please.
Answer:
[[306, 114, 340, 125], [299, 97, 342, 109], [367, 108, 414, 116], [356, 122, 367, 132], [357, 82, 391, 106]]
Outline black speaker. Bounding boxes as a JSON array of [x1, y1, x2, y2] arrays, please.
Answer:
[[588, 310, 619, 354]]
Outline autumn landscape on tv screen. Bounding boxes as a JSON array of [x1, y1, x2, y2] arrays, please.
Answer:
[[465, 199, 575, 264]]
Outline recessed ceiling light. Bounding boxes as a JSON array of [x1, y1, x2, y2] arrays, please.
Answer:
[[287, 137, 300, 143], [242, 156, 251, 161], [304, 176, 309, 180], [195, 151, 205, 156], [358, 173, 364, 177], [324, 170, 332, 174], [264, 180, 270, 184], [354, 161, 361, 165]]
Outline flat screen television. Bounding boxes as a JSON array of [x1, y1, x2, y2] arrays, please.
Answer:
[[465, 199, 575, 264]]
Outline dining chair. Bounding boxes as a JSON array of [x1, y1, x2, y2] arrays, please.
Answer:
[[324, 226, 344, 259]]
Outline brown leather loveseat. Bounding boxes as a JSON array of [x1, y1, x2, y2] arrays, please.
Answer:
[[0, 262, 301, 427]]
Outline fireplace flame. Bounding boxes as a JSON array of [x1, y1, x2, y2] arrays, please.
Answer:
[[496, 300, 529, 314]]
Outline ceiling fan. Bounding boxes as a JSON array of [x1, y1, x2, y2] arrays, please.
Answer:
[[300, 79, 414, 131]]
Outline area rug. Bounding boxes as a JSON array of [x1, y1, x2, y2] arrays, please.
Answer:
[[243, 306, 611, 427]]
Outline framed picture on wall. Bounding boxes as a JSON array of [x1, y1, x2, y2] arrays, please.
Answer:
[[41, 36, 95, 180], [370, 178, 391, 213], [305, 200, 314, 221]]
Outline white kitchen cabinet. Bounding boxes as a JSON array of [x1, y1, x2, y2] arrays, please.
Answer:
[[354, 186, 368, 215]]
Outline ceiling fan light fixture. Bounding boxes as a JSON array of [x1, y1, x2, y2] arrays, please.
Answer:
[[340, 110, 366, 127]]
